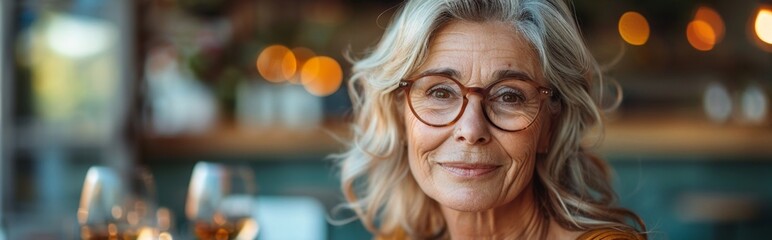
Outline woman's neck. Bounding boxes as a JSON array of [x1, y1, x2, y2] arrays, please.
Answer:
[[439, 184, 549, 239]]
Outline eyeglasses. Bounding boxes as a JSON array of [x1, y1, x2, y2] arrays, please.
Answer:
[[398, 74, 553, 132]]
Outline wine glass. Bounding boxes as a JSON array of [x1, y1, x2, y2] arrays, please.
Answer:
[[77, 166, 161, 239], [77, 166, 121, 239], [185, 162, 259, 240]]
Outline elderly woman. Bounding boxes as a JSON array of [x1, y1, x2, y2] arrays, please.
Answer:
[[336, 0, 646, 239]]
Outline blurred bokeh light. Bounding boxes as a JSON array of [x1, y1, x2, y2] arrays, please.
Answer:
[[257, 45, 297, 83], [687, 20, 717, 51], [754, 7, 772, 45], [686, 6, 725, 51], [695, 6, 725, 45], [45, 14, 114, 59], [301, 56, 343, 97], [618, 11, 650, 46]]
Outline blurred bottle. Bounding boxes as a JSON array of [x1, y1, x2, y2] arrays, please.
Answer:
[[145, 45, 218, 135], [237, 81, 322, 130], [280, 84, 322, 130]]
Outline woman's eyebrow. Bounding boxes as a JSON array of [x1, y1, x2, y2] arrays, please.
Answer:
[[414, 68, 461, 79], [493, 69, 534, 82]]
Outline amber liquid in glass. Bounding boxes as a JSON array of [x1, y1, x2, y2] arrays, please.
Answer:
[[80, 226, 139, 240], [193, 217, 252, 240]]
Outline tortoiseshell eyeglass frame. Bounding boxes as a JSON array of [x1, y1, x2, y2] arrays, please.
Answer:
[[396, 74, 554, 132]]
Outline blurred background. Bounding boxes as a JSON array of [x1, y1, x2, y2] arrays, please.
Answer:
[[0, 0, 770, 239]]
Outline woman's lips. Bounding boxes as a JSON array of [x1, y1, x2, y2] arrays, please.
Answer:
[[438, 163, 501, 177]]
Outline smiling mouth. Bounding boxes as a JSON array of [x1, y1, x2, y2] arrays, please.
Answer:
[[438, 163, 501, 178]]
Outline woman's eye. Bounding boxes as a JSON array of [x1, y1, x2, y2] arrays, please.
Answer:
[[428, 88, 453, 99], [495, 92, 524, 103]]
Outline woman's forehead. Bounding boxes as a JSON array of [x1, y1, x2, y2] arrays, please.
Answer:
[[430, 21, 523, 52], [417, 20, 544, 85]]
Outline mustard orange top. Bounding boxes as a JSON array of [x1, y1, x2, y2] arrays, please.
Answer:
[[376, 227, 645, 240], [575, 228, 645, 240]]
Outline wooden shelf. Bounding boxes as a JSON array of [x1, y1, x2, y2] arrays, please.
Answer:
[[139, 116, 772, 160], [599, 118, 772, 158], [139, 121, 351, 158]]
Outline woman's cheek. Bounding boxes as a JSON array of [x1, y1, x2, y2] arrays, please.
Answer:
[[407, 121, 437, 176]]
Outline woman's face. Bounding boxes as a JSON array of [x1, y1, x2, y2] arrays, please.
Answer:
[[405, 20, 552, 212]]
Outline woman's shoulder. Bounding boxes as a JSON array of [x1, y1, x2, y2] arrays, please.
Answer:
[[575, 228, 645, 240]]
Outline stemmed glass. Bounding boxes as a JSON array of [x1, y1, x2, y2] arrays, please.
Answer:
[[78, 166, 121, 239], [77, 166, 160, 239], [185, 162, 259, 240]]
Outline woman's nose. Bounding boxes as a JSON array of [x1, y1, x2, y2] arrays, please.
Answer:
[[453, 95, 491, 145]]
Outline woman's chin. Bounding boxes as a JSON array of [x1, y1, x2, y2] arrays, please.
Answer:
[[433, 187, 503, 212]]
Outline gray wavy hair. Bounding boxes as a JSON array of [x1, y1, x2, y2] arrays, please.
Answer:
[[334, 0, 645, 238]]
